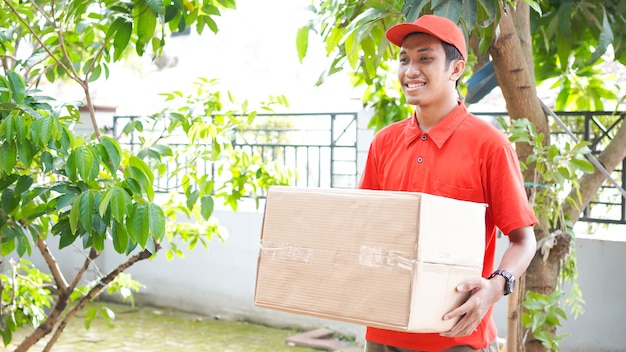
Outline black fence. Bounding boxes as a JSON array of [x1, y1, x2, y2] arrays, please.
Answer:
[[113, 111, 625, 225], [473, 111, 626, 225], [113, 112, 359, 193]]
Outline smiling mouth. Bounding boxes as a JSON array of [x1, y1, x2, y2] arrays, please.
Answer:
[[406, 82, 426, 89]]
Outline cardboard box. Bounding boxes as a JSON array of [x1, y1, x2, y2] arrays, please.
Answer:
[[254, 186, 486, 333]]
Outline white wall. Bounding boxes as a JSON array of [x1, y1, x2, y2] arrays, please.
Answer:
[[491, 234, 626, 352]]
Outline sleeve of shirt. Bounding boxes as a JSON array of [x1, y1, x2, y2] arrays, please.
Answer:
[[358, 141, 381, 190], [485, 143, 538, 235]]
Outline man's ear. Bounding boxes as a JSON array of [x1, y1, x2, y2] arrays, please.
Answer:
[[450, 60, 465, 82]]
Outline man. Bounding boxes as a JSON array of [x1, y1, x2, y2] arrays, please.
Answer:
[[358, 14, 537, 352]]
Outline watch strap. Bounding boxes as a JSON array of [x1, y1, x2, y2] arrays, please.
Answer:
[[488, 269, 515, 295]]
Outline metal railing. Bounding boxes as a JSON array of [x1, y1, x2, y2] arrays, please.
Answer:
[[113, 112, 359, 194], [114, 110, 625, 225], [232, 112, 359, 189], [473, 111, 625, 225]]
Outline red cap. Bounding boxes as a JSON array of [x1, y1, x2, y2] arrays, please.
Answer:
[[386, 15, 467, 61]]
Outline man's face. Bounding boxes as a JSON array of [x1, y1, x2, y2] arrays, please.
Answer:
[[397, 33, 459, 107]]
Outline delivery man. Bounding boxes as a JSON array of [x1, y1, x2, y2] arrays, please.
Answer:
[[358, 14, 537, 352]]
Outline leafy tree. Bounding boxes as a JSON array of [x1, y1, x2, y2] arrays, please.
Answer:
[[0, 0, 291, 351], [297, 0, 626, 351]]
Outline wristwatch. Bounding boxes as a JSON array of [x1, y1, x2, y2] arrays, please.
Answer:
[[488, 269, 515, 296]]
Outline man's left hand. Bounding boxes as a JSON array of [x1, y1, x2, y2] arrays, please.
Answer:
[[439, 276, 503, 337]]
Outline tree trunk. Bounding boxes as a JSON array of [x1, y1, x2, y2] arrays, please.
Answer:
[[489, 3, 555, 352]]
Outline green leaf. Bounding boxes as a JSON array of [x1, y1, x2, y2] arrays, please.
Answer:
[[88, 64, 102, 82], [0, 141, 17, 173], [200, 195, 214, 220], [6, 70, 26, 103], [69, 146, 100, 182], [433, 0, 462, 23], [69, 196, 81, 234], [99, 188, 113, 217], [123, 178, 142, 196], [556, 5, 573, 71], [14, 225, 31, 256], [106, 17, 127, 40], [148, 144, 173, 158], [135, 1, 157, 56], [587, 9, 613, 65], [2, 114, 15, 139], [85, 307, 98, 329], [114, 20, 133, 61], [59, 228, 78, 249], [92, 231, 106, 251], [533, 312, 547, 331], [124, 166, 153, 200], [14, 110, 32, 144], [148, 203, 165, 241], [17, 140, 35, 167], [15, 175, 33, 195], [344, 33, 359, 70], [461, 0, 477, 31], [131, 204, 150, 248], [202, 15, 218, 34], [145, 0, 165, 14], [1, 189, 19, 214], [56, 194, 78, 211], [129, 156, 154, 183], [403, 0, 429, 22], [296, 26, 309, 63], [100, 136, 122, 172], [477, 0, 496, 24], [219, 0, 236, 9], [570, 157, 594, 174], [0, 75, 11, 103], [186, 189, 199, 210], [164, 4, 178, 22], [112, 220, 129, 254], [111, 187, 129, 222], [30, 115, 55, 147], [525, 0, 542, 16], [79, 191, 95, 235], [0, 174, 19, 191]]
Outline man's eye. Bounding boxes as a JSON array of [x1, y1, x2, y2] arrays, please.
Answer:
[[420, 56, 431, 61], [399, 58, 408, 64]]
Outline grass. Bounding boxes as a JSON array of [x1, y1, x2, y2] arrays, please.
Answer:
[[8, 302, 332, 352]]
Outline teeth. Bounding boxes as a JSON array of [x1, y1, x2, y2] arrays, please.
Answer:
[[407, 83, 425, 88]]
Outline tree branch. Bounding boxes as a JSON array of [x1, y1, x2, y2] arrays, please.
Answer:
[[67, 247, 100, 294], [339, 0, 365, 28], [42, 244, 160, 352], [2, 0, 81, 85], [36, 237, 68, 293], [563, 118, 626, 223]]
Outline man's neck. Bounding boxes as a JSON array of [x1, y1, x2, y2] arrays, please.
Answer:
[[414, 99, 460, 132]]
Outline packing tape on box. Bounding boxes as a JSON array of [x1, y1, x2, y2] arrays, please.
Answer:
[[359, 245, 415, 271], [259, 240, 314, 265], [259, 241, 416, 270]]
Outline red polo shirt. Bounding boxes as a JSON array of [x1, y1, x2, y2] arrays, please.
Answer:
[[358, 103, 537, 351]]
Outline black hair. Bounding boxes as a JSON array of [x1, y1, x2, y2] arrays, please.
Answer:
[[441, 41, 463, 87], [442, 41, 463, 68]]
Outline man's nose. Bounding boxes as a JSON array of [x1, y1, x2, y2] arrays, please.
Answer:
[[405, 62, 420, 77]]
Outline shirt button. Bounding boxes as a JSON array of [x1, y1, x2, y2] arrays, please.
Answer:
[[421, 135, 427, 141], [417, 157, 423, 163]]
